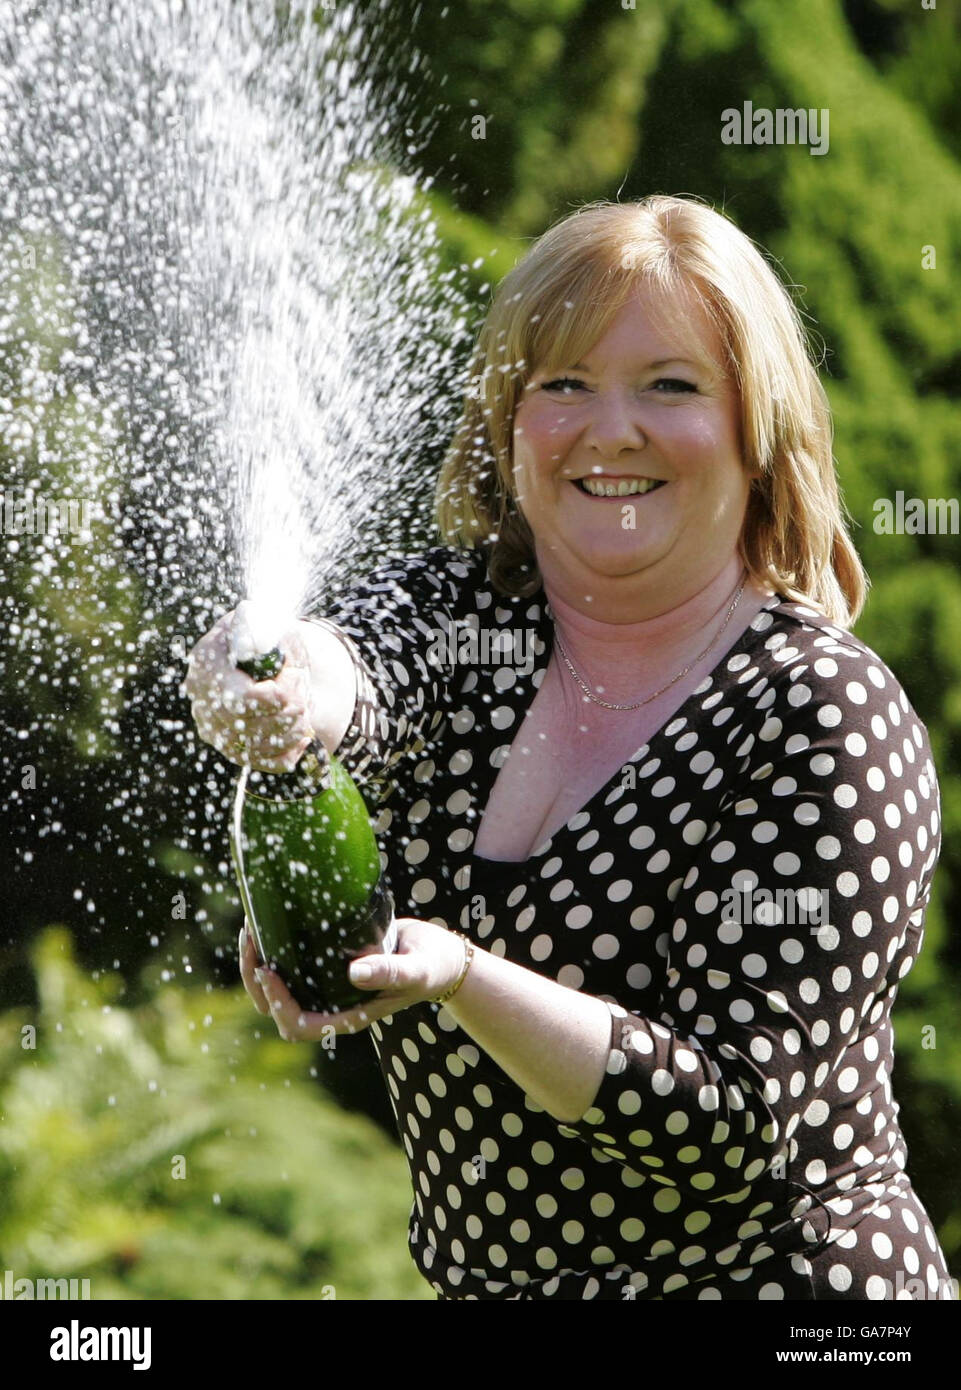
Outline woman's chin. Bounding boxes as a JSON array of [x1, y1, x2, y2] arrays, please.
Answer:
[[533, 525, 669, 584], [564, 539, 660, 580]]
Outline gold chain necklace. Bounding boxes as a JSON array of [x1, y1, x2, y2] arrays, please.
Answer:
[[551, 571, 749, 712]]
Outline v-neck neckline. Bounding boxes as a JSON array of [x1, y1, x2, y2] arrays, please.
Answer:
[[470, 587, 788, 870]]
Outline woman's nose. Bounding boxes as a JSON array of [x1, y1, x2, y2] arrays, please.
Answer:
[[583, 389, 647, 457]]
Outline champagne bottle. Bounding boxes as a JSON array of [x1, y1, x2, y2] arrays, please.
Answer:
[[227, 602, 396, 1014]]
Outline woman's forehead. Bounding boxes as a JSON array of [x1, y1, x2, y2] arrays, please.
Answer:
[[529, 283, 725, 375]]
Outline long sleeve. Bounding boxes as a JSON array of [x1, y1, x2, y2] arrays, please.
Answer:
[[556, 664, 941, 1200], [306, 546, 483, 803]]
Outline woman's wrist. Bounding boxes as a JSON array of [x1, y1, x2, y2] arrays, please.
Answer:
[[432, 931, 475, 1004]]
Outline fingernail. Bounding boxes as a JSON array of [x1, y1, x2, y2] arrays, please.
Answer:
[[349, 960, 374, 983], [254, 968, 267, 986]]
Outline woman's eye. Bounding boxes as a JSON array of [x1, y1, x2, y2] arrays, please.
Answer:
[[652, 378, 697, 393], [540, 377, 585, 394], [537, 375, 697, 396]]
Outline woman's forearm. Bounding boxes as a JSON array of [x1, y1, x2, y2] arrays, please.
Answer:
[[443, 943, 613, 1124]]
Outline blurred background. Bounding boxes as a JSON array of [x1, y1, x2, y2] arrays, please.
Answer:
[[1, 0, 959, 1299]]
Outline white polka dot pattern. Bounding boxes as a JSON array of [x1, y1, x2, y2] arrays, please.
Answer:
[[321, 547, 952, 1301]]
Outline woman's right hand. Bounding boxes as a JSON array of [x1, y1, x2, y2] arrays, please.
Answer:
[[184, 609, 317, 771]]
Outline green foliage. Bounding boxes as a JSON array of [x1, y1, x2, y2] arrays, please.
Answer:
[[420, 189, 524, 291], [0, 927, 431, 1299]]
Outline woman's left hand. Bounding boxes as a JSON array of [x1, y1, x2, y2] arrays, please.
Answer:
[[240, 917, 468, 1040]]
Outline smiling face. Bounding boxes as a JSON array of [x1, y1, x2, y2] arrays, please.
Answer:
[[510, 280, 755, 606]]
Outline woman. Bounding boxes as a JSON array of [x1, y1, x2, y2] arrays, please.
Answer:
[[186, 196, 953, 1301]]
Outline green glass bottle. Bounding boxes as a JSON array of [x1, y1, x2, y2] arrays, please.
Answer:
[[228, 604, 395, 1014]]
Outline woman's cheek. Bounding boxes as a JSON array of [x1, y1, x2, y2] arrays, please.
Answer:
[[526, 421, 576, 476]]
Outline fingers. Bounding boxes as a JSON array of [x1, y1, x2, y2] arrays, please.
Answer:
[[218, 707, 311, 770], [252, 955, 412, 1039], [254, 965, 378, 1040], [239, 732, 314, 774], [254, 966, 313, 1039], [245, 923, 438, 1040], [184, 611, 316, 769], [348, 952, 411, 992]]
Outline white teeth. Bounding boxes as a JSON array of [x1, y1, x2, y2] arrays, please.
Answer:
[[580, 477, 663, 497]]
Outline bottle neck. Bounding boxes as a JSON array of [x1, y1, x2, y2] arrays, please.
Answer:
[[242, 741, 333, 803]]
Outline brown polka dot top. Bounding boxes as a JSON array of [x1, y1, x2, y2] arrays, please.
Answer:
[[309, 546, 952, 1301]]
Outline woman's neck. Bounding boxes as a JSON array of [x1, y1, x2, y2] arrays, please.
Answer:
[[544, 555, 775, 704]]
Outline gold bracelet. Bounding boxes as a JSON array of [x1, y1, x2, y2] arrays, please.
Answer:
[[432, 933, 474, 1005]]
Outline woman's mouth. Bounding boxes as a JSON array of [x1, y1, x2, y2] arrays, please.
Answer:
[[572, 476, 667, 498]]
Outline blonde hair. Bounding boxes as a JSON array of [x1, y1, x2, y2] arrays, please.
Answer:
[[435, 195, 868, 627]]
